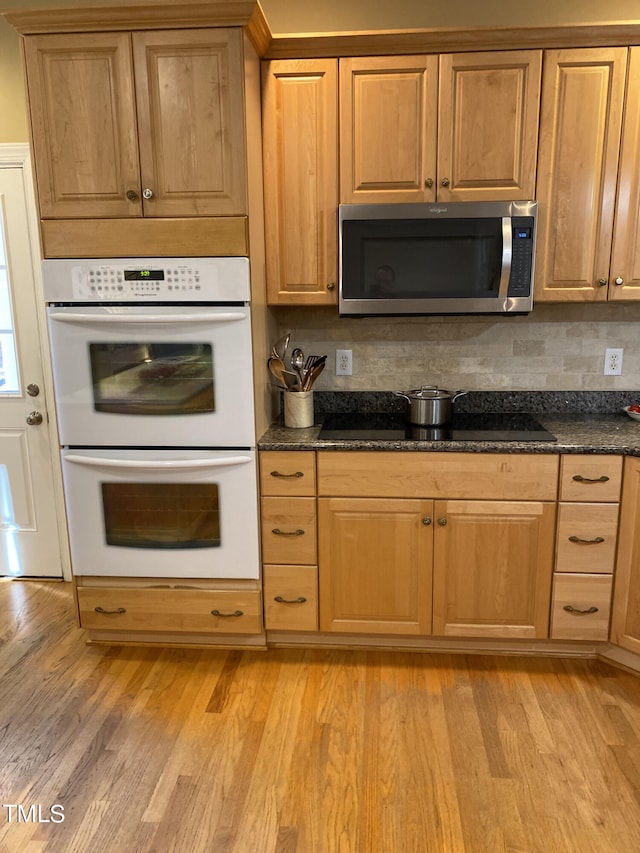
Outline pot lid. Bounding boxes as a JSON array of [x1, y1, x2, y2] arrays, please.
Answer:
[[406, 385, 453, 399]]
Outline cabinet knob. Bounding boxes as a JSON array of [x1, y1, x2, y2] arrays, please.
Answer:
[[422, 516, 432, 526], [424, 178, 434, 188], [142, 188, 154, 200], [327, 281, 336, 291], [597, 278, 608, 287], [615, 276, 624, 285], [211, 609, 243, 618], [125, 189, 139, 201], [572, 474, 609, 484], [441, 178, 450, 188], [94, 606, 126, 615], [437, 517, 447, 526], [272, 528, 305, 537], [274, 596, 307, 604]]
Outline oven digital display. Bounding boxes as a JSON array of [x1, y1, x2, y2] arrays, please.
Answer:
[[124, 269, 165, 281]]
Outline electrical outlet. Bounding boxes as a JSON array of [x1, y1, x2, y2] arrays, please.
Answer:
[[336, 349, 353, 376], [604, 347, 623, 376]]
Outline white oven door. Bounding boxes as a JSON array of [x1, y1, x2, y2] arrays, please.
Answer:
[[61, 449, 259, 579], [47, 305, 255, 447]]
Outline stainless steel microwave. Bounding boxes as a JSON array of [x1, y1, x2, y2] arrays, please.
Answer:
[[339, 200, 537, 316]]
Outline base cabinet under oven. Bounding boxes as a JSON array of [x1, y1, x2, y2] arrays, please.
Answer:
[[61, 449, 260, 580]]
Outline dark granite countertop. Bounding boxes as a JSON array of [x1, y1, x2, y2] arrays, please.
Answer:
[[258, 392, 640, 455], [258, 413, 640, 455]]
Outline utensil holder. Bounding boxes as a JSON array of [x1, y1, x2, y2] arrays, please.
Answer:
[[284, 391, 314, 429]]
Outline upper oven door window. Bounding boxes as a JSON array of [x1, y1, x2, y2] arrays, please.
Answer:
[[47, 305, 255, 447], [90, 342, 214, 416]]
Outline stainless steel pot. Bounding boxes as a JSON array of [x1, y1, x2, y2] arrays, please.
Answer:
[[393, 385, 468, 426]]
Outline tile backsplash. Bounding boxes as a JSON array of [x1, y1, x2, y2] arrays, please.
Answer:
[[274, 302, 640, 392]]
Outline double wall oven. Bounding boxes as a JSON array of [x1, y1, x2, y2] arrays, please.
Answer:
[[43, 257, 259, 580]]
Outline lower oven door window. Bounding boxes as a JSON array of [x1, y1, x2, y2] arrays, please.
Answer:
[[61, 449, 259, 579], [101, 482, 221, 549]]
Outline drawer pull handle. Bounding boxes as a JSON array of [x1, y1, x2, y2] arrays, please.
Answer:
[[572, 474, 610, 484], [568, 535, 605, 544], [272, 528, 305, 536], [211, 609, 244, 618], [274, 596, 307, 605], [94, 606, 126, 615], [270, 470, 303, 479], [563, 605, 599, 615]]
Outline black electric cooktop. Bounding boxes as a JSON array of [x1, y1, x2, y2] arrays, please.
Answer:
[[318, 411, 557, 442]]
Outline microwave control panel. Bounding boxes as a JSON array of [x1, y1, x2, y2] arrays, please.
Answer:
[[507, 217, 535, 296]]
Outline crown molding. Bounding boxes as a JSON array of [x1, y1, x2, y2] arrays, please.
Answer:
[[263, 22, 640, 59]]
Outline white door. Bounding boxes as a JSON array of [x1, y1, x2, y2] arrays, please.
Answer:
[[0, 150, 66, 577]]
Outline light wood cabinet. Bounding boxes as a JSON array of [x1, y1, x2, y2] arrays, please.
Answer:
[[24, 28, 247, 220], [318, 497, 433, 635], [552, 454, 621, 641], [339, 51, 541, 204], [316, 451, 557, 639], [535, 47, 640, 302], [432, 500, 555, 638], [611, 456, 640, 653], [259, 451, 318, 633], [262, 59, 338, 305]]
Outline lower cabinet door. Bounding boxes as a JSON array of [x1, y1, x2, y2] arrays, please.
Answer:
[[77, 586, 262, 634], [318, 497, 433, 635], [432, 500, 556, 638]]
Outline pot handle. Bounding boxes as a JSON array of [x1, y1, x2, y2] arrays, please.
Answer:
[[393, 391, 411, 403], [451, 390, 468, 403]]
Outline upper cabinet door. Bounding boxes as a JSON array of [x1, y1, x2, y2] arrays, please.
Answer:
[[132, 29, 247, 217], [339, 56, 438, 203], [437, 51, 542, 202], [609, 47, 640, 301], [23, 33, 142, 219], [262, 59, 338, 305], [535, 48, 627, 302]]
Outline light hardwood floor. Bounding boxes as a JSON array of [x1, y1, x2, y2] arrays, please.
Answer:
[[1, 579, 640, 852]]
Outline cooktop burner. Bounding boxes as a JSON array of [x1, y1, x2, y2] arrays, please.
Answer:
[[318, 411, 557, 442]]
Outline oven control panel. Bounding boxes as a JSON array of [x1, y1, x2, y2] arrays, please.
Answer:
[[42, 257, 250, 303]]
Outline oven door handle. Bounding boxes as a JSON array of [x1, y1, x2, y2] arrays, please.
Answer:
[[48, 310, 248, 325], [63, 454, 253, 470]]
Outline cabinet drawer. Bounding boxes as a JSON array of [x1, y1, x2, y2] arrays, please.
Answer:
[[261, 497, 317, 564], [555, 502, 619, 573], [550, 574, 612, 641], [260, 451, 316, 496], [559, 455, 622, 502], [263, 565, 318, 631], [77, 587, 262, 634], [317, 451, 559, 500]]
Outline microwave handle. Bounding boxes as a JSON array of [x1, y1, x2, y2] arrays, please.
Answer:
[[48, 310, 248, 325], [64, 453, 253, 471], [498, 217, 513, 300]]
